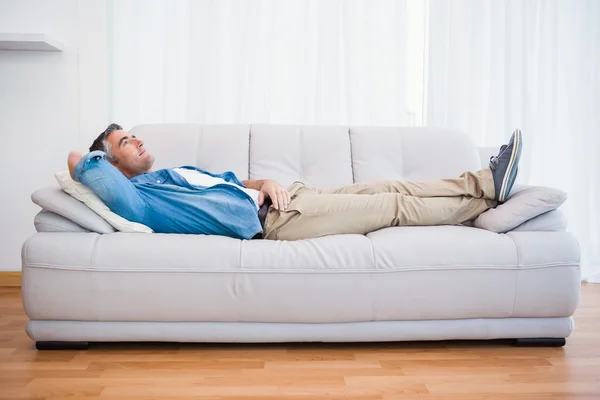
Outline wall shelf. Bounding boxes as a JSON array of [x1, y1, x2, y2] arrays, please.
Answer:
[[0, 33, 63, 52]]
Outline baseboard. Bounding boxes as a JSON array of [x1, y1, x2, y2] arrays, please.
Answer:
[[588, 272, 600, 283], [0, 272, 21, 287]]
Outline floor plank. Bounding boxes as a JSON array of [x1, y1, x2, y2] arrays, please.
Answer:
[[0, 284, 598, 399], [0, 272, 20, 287]]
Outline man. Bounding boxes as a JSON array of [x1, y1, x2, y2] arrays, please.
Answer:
[[69, 124, 522, 241]]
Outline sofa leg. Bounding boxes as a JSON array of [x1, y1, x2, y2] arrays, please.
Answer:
[[514, 338, 566, 347], [36, 341, 89, 350]]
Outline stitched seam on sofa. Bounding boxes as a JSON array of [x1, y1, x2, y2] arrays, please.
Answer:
[[238, 238, 243, 271], [367, 238, 377, 320], [196, 126, 203, 168], [507, 233, 522, 317], [368, 237, 377, 270], [398, 129, 405, 179], [299, 127, 304, 182], [248, 124, 252, 181], [348, 128, 356, 183], [89, 234, 101, 269], [22, 262, 581, 273]]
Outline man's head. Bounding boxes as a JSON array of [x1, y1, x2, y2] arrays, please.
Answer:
[[89, 123, 155, 178]]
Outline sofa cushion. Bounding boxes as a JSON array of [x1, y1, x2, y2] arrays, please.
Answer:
[[350, 127, 481, 183], [34, 210, 90, 233], [511, 210, 567, 232], [130, 124, 251, 181], [505, 231, 580, 317], [249, 124, 353, 189], [366, 226, 579, 319], [473, 185, 568, 233], [54, 170, 153, 233], [31, 187, 116, 234], [366, 226, 519, 320], [19, 227, 580, 323]]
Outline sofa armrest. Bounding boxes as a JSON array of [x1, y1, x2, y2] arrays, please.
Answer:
[[34, 210, 91, 233], [31, 186, 116, 234], [471, 183, 568, 233], [511, 209, 568, 232]]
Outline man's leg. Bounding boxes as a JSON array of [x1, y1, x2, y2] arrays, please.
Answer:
[[314, 128, 522, 203], [263, 188, 494, 241], [263, 129, 523, 241], [314, 168, 494, 200]]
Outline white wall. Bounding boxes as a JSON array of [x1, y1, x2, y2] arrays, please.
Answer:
[[0, 0, 108, 271]]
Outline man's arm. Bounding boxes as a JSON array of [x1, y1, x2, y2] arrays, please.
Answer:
[[242, 179, 291, 211], [68, 150, 147, 223], [241, 179, 265, 191]]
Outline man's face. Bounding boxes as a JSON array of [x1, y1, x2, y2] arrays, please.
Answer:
[[106, 130, 155, 178]]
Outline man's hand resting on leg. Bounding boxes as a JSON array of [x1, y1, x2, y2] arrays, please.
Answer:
[[259, 180, 291, 210], [242, 179, 291, 211]]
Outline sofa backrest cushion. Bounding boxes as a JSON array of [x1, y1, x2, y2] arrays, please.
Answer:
[[129, 124, 481, 189], [350, 127, 481, 182], [130, 124, 251, 181], [249, 124, 354, 188]]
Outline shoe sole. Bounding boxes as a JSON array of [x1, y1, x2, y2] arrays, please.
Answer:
[[498, 130, 522, 202]]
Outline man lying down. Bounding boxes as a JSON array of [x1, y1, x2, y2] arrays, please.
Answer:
[[68, 124, 522, 241]]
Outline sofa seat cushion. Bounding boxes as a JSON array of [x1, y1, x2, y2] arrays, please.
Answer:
[[366, 226, 580, 320], [21, 227, 580, 324]]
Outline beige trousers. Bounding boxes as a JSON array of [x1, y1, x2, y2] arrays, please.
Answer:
[[262, 168, 497, 241]]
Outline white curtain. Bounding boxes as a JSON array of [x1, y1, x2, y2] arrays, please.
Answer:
[[426, 0, 600, 280], [109, 0, 599, 280], [108, 0, 410, 128]]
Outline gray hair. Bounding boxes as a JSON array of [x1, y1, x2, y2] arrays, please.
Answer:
[[89, 123, 122, 163], [103, 139, 117, 163]]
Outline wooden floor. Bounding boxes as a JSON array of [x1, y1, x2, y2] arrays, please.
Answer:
[[1, 285, 599, 400]]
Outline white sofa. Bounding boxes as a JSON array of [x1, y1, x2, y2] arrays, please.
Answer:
[[22, 124, 581, 349]]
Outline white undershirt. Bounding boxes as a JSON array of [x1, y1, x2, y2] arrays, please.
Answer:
[[172, 168, 260, 210]]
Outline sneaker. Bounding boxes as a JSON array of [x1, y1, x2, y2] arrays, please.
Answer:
[[497, 144, 519, 183], [489, 129, 522, 202]]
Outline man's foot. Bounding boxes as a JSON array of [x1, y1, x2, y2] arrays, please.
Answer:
[[489, 129, 522, 202]]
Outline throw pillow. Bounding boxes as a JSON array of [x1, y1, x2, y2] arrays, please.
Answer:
[[473, 185, 567, 233], [31, 187, 116, 233], [54, 170, 153, 233]]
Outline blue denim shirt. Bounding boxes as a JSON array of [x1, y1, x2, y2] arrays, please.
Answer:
[[73, 151, 263, 239]]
